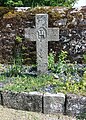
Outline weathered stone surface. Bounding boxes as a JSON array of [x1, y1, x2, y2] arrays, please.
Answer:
[[43, 93, 65, 114], [2, 91, 43, 112], [66, 94, 86, 116], [25, 14, 59, 74], [15, 7, 30, 12], [0, 7, 86, 64]]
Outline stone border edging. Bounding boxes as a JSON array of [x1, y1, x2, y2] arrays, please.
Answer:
[[0, 91, 86, 116]]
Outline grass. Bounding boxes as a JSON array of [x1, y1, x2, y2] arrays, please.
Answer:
[[0, 65, 86, 120], [0, 50, 86, 95], [0, 73, 85, 96]]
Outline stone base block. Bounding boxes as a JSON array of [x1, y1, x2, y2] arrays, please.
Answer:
[[43, 93, 65, 114], [66, 94, 86, 116], [2, 91, 43, 112]]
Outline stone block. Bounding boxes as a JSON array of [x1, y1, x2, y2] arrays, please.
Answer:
[[2, 91, 43, 112], [43, 93, 65, 114], [66, 94, 86, 116]]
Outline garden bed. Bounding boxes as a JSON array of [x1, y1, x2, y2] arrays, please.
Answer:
[[0, 52, 86, 119]]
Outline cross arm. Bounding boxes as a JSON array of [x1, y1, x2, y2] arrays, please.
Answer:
[[48, 28, 59, 41], [25, 28, 36, 41]]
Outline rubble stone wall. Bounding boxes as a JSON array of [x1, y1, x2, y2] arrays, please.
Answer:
[[0, 6, 86, 64]]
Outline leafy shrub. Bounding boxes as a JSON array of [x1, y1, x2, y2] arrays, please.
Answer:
[[2, 0, 78, 7], [4, 0, 23, 7]]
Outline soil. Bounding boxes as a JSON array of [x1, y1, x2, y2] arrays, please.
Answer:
[[0, 105, 76, 120]]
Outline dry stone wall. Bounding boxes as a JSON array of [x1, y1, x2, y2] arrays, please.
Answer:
[[0, 6, 86, 64]]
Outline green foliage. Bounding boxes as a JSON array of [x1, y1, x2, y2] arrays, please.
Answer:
[[47, 50, 86, 95], [58, 50, 68, 63], [77, 112, 86, 120], [83, 54, 86, 63], [82, 71, 86, 87], [4, 0, 23, 7], [1, 0, 78, 7], [1, 70, 86, 96], [23, 0, 77, 7], [6, 56, 23, 77], [48, 52, 55, 71], [3, 75, 56, 92], [16, 36, 22, 43], [48, 50, 69, 73], [54, 51, 68, 73], [5, 36, 23, 77], [0, 48, 85, 96], [54, 71, 86, 95]]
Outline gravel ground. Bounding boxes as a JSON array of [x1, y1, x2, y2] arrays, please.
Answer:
[[0, 105, 76, 120]]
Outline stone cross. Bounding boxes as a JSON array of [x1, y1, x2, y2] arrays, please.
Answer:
[[25, 14, 59, 74]]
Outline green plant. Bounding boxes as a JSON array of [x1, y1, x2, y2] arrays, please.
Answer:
[[24, 0, 77, 7], [48, 52, 55, 71], [83, 54, 86, 63], [5, 36, 23, 77], [6, 57, 23, 77], [2, 0, 78, 7], [4, 0, 23, 7], [3, 74, 56, 92], [54, 50, 68, 73], [48, 50, 79, 76], [81, 71, 86, 88]]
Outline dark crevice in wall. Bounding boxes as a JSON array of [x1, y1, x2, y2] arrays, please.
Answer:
[[42, 94, 44, 113], [64, 94, 67, 115], [0, 91, 3, 106]]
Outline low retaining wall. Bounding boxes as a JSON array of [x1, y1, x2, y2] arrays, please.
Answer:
[[0, 91, 86, 117]]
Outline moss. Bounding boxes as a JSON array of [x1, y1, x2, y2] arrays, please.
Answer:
[[0, 7, 10, 17], [30, 7, 65, 19], [3, 11, 17, 19]]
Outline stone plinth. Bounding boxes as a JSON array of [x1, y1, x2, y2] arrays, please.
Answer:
[[66, 94, 86, 116], [2, 91, 43, 112], [43, 93, 65, 114]]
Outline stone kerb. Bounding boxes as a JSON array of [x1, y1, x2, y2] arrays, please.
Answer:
[[2, 91, 43, 112], [1, 91, 65, 114], [1, 90, 86, 116], [66, 94, 86, 116], [43, 93, 65, 114]]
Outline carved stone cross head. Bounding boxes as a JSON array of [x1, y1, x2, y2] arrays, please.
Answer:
[[25, 14, 59, 74]]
